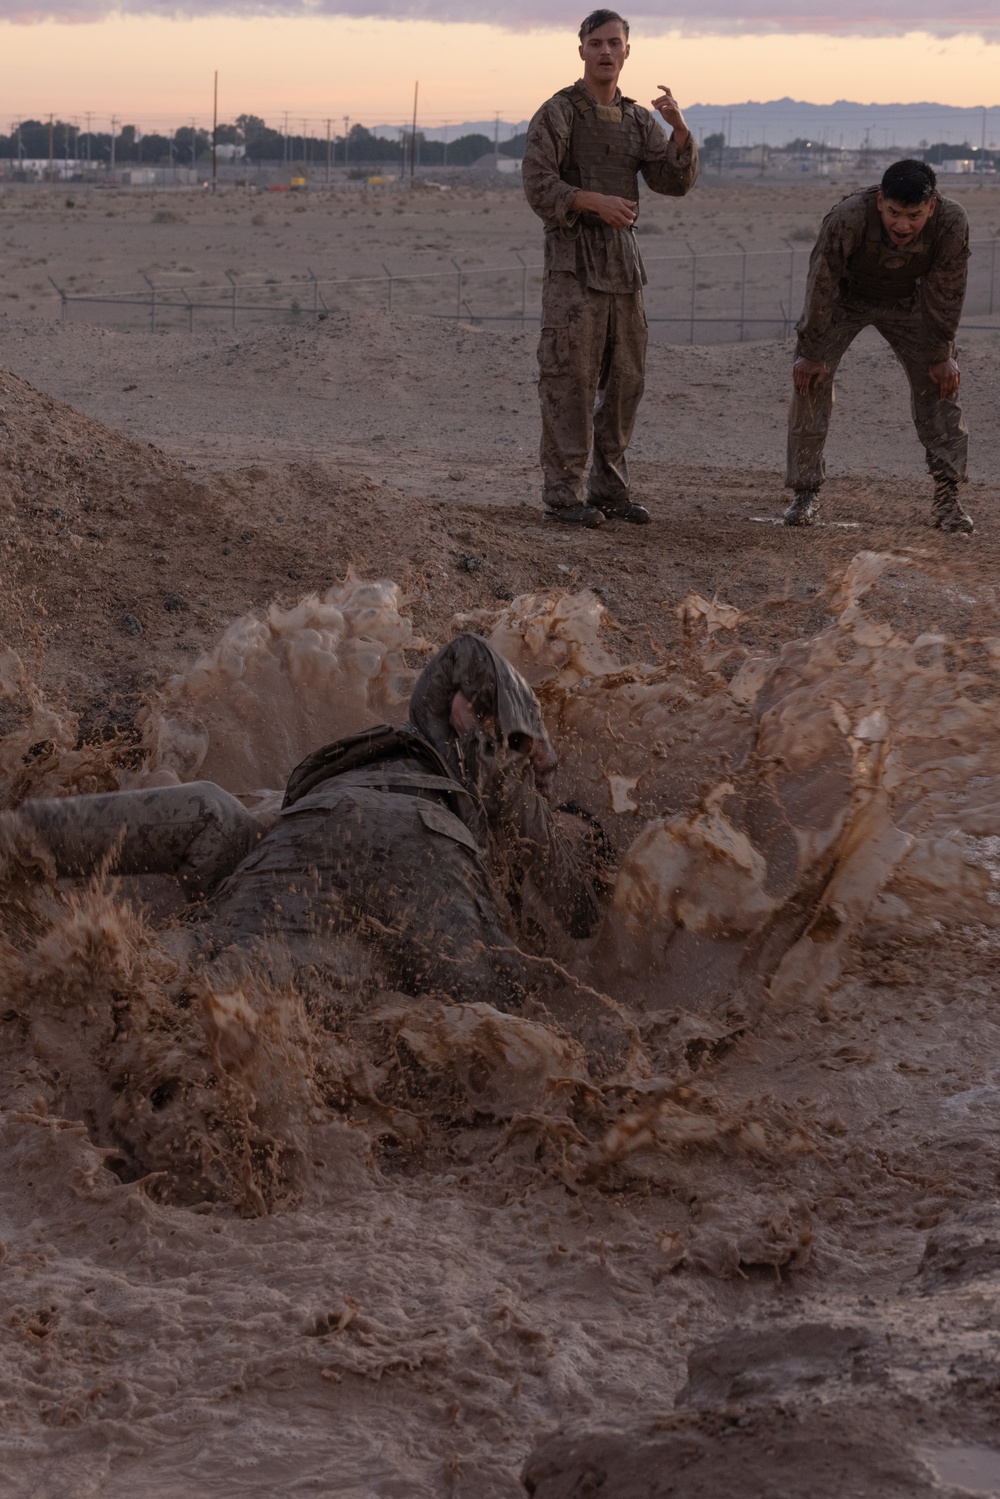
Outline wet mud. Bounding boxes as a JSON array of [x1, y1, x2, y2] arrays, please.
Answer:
[[4, 360, 1000, 1496]]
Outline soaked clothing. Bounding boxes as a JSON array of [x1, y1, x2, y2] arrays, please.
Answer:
[[523, 82, 699, 510], [209, 751, 530, 1011], [788, 186, 970, 491], [14, 781, 260, 896], [13, 645, 602, 1010], [407, 634, 549, 774]]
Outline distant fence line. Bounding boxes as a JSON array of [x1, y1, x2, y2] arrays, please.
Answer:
[[47, 237, 1000, 345]]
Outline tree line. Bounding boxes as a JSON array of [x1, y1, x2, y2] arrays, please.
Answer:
[[1, 116, 524, 169]]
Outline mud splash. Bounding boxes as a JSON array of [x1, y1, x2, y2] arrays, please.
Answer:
[[2, 548, 998, 1222], [5, 548, 1000, 1495]]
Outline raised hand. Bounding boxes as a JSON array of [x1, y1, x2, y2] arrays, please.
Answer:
[[652, 84, 690, 147]]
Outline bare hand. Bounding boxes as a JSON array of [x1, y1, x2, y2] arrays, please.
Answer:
[[572, 189, 637, 228], [793, 356, 829, 395], [652, 84, 690, 148], [929, 358, 960, 400]]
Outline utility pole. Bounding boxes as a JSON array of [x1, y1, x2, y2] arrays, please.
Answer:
[[494, 109, 500, 169], [212, 70, 218, 193], [325, 118, 331, 186], [110, 115, 117, 173], [443, 123, 449, 167], [283, 110, 289, 168], [48, 113, 54, 183], [410, 82, 419, 183], [85, 110, 92, 162], [343, 115, 350, 171]]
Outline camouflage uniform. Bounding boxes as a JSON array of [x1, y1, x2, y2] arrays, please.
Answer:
[[788, 185, 970, 495], [13, 639, 600, 1012], [522, 82, 698, 513]]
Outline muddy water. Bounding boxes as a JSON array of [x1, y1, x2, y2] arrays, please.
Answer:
[[3, 555, 1000, 1496]]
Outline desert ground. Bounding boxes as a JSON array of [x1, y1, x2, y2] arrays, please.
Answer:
[[3, 180, 1000, 1499]]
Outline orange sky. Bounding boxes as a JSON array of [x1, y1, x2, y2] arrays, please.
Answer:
[[1, 16, 999, 131]]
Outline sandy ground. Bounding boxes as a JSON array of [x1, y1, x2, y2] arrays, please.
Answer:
[[3, 189, 1000, 1499], [3, 179, 1000, 337]]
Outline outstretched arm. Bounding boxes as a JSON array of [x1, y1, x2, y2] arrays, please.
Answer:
[[14, 782, 262, 897]]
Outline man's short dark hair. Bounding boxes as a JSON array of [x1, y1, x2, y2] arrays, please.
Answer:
[[579, 9, 629, 40], [881, 158, 937, 205]]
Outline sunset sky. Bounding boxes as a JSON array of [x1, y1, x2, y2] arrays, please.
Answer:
[[1, 4, 999, 133]]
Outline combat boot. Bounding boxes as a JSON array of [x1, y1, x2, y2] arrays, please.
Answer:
[[783, 489, 820, 527], [932, 477, 974, 534], [544, 504, 605, 528], [597, 499, 651, 525]]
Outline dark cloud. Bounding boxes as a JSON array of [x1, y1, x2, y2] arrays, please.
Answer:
[[2, 0, 998, 32]]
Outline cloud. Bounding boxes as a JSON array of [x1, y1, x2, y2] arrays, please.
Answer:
[[2, 0, 999, 34]]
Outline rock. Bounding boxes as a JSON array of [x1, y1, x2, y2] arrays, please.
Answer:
[[119, 612, 143, 637], [522, 1410, 937, 1499], [678, 1322, 880, 1407], [163, 592, 189, 613], [918, 1206, 1000, 1290]]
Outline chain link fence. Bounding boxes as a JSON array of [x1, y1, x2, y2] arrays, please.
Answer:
[[48, 237, 1000, 344]]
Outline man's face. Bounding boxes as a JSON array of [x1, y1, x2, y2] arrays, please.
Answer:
[[877, 190, 937, 247], [579, 20, 630, 91]]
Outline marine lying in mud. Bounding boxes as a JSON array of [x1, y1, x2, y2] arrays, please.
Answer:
[[10, 635, 607, 1013]]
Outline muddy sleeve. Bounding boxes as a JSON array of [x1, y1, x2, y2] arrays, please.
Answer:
[[16, 782, 261, 896], [920, 208, 970, 363], [638, 111, 699, 197], [795, 200, 865, 361], [468, 736, 601, 939], [522, 97, 581, 229]]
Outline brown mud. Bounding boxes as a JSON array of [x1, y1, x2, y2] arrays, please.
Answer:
[[3, 303, 1000, 1498]]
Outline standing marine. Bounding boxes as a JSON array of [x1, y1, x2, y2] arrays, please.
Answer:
[[785, 158, 972, 532], [522, 8, 699, 528]]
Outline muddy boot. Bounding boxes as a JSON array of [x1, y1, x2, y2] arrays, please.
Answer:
[[596, 499, 651, 525], [783, 489, 820, 527], [932, 477, 974, 534], [544, 504, 606, 529]]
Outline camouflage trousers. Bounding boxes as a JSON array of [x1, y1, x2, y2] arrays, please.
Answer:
[[787, 299, 968, 491], [537, 270, 648, 510]]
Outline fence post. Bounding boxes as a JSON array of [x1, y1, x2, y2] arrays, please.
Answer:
[[141, 271, 156, 332], [451, 257, 463, 321], [515, 251, 527, 326], [225, 270, 238, 329], [183, 289, 194, 334], [736, 240, 748, 342], [308, 267, 319, 318], [47, 275, 68, 322], [991, 234, 997, 317], [687, 243, 697, 344], [382, 261, 393, 312], [784, 241, 795, 338]]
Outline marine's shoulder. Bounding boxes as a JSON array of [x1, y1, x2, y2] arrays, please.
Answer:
[[821, 187, 871, 225], [529, 88, 581, 124], [933, 193, 969, 232]]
